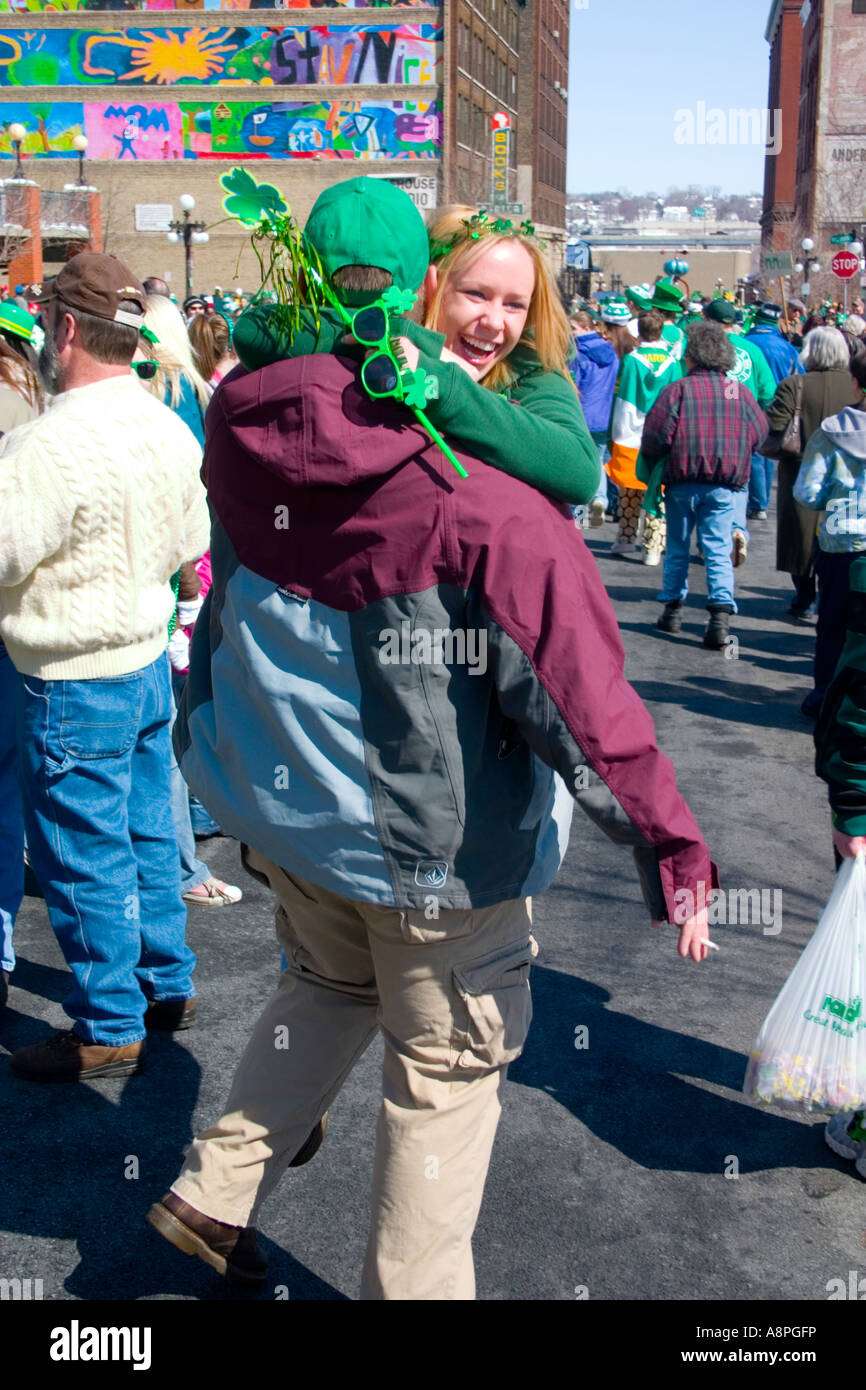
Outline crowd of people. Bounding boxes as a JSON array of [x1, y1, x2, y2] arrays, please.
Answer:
[[1, 180, 866, 1299], [568, 281, 866, 678]]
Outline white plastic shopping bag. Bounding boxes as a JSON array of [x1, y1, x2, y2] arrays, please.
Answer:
[[744, 853, 866, 1112]]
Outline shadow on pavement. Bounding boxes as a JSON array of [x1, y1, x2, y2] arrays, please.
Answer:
[[0, 1025, 343, 1301], [511, 965, 825, 1176], [629, 674, 810, 730]]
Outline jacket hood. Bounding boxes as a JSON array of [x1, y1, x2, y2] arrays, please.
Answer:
[[211, 352, 447, 488], [822, 404, 866, 460], [576, 333, 617, 366]]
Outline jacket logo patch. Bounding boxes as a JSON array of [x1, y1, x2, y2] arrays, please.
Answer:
[[414, 860, 449, 889]]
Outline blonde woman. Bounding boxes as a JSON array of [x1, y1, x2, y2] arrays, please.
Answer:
[[188, 312, 237, 388], [394, 205, 599, 502], [142, 293, 211, 447], [232, 204, 600, 504]]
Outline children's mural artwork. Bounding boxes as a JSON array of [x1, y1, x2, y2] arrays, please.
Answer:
[[0, 0, 423, 11], [0, 96, 441, 158], [0, 100, 83, 155], [0, 24, 440, 86]]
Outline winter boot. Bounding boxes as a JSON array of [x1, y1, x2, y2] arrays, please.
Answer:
[[656, 600, 683, 634], [703, 603, 734, 650]]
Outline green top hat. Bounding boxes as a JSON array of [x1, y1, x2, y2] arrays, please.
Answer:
[[651, 279, 686, 314]]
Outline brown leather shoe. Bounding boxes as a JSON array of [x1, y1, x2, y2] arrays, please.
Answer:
[[289, 1113, 328, 1167], [146, 1192, 267, 1286], [10, 1029, 145, 1082], [145, 998, 197, 1032]]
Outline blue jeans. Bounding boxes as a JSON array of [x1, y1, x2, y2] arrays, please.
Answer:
[[0, 645, 23, 972], [659, 483, 737, 611], [169, 687, 211, 893], [748, 454, 774, 512], [805, 549, 860, 714], [18, 654, 195, 1044]]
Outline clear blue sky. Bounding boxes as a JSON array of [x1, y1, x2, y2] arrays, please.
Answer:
[[567, 0, 773, 195]]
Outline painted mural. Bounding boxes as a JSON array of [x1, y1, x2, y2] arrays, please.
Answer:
[[0, 99, 84, 154], [0, 0, 428, 13], [0, 96, 440, 157], [0, 24, 440, 86]]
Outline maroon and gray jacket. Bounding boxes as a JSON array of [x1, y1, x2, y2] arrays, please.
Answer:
[[175, 349, 717, 914]]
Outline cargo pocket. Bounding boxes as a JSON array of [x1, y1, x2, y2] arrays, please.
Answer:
[[452, 938, 533, 1071]]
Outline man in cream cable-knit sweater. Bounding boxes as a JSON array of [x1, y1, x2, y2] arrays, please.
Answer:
[[0, 253, 211, 1082]]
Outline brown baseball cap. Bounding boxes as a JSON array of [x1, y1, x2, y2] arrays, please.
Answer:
[[36, 253, 146, 328]]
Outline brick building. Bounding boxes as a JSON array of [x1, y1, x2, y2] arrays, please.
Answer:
[[516, 0, 567, 231], [762, 0, 866, 302], [761, 0, 802, 254], [0, 0, 567, 291]]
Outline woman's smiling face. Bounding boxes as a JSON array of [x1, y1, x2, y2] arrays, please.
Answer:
[[434, 238, 535, 378]]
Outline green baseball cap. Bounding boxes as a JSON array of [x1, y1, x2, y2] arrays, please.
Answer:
[[704, 298, 738, 324], [0, 300, 35, 341], [304, 178, 429, 295], [625, 284, 653, 312]]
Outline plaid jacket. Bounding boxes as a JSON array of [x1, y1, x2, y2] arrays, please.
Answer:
[[640, 368, 768, 490]]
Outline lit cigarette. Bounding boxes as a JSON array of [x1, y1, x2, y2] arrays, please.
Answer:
[[701, 938, 719, 951]]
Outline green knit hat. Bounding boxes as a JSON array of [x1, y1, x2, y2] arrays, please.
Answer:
[[651, 279, 686, 314], [305, 178, 429, 295], [600, 296, 631, 324], [0, 300, 35, 341]]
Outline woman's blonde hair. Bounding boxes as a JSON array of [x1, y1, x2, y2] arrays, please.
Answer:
[[142, 293, 210, 411], [188, 312, 234, 384], [424, 205, 573, 393]]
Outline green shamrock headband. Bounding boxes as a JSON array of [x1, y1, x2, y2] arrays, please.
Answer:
[[430, 208, 542, 262]]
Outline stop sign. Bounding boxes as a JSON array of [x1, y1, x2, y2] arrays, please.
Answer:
[[832, 249, 860, 279]]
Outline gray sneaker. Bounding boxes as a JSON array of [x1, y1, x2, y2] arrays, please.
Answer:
[[825, 1110, 866, 1163]]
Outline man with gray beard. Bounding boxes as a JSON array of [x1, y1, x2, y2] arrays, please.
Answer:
[[0, 252, 209, 1081]]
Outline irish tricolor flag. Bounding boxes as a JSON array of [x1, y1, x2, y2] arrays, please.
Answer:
[[607, 344, 682, 489]]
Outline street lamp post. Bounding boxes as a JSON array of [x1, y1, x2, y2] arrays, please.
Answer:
[[8, 122, 26, 179], [166, 193, 208, 300], [847, 240, 864, 315], [72, 133, 88, 187], [800, 237, 821, 301]]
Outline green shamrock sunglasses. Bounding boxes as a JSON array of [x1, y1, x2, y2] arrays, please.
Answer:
[[322, 285, 468, 480]]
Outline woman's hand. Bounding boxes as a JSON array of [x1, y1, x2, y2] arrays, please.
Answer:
[[395, 338, 483, 382]]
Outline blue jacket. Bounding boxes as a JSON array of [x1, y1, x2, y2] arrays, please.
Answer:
[[165, 374, 207, 449], [570, 332, 618, 435], [745, 326, 804, 386]]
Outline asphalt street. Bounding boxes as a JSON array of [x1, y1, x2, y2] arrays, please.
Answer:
[[0, 496, 858, 1304]]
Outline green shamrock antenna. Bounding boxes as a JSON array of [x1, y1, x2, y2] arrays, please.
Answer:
[[219, 167, 329, 339]]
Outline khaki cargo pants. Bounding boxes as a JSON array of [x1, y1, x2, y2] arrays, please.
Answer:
[[172, 846, 534, 1301]]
